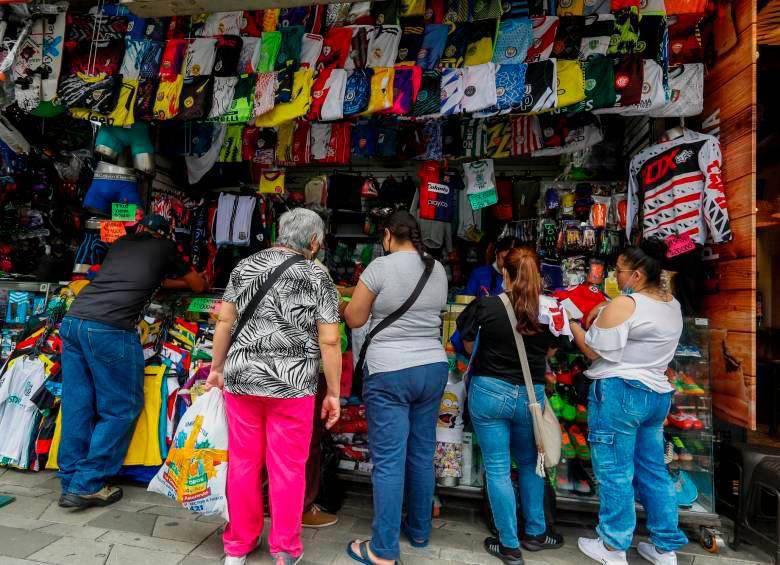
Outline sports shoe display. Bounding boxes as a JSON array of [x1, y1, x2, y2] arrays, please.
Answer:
[[577, 537, 628, 565], [667, 407, 703, 430], [637, 541, 678, 564], [671, 436, 694, 462], [557, 462, 574, 492], [671, 469, 699, 507], [569, 425, 591, 460], [561, 426, 576, 460], [677, 372, 705, 396]]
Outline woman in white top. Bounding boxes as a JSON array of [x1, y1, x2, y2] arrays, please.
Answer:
[[569, 239, 688, 565]]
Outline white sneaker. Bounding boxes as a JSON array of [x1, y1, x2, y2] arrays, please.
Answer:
[[224, 556, 247, 565], [578, 537, 628, 565], [637, 541, 677, 565]]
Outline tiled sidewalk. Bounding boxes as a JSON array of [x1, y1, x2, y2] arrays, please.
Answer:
[[0, 469, 771, 564]]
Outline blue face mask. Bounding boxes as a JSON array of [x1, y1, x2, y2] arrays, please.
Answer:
[[621, 287, 634, 296]]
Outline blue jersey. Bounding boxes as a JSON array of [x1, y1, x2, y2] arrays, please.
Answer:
[[465, 264, 504, 297]]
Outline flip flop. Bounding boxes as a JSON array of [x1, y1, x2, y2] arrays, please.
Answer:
[[346, 540, 396, 565], [401, 521, 429, 548]]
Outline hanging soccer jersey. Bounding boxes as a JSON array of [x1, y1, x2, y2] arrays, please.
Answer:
[[557, 0, 585, 15], [345, 25, 370, 70], [649, 63, 703, 117], [309, 68, 348, 120], [413, 70, 442, 116], [373, 0, 401, 24], [121, 38, 164, 80], [495, 63, 528, 110], [184, 38, 217, 77], [472, 0, 503, 19], [253, 72, 276, 118], [255, 68, 314, 126], [258, 31, 282, 72], [199, 11, 242, 36], [444, 0, 471, 23], [385, 65, 422, 114], [526, 16, 559, 62], [583, 0, 611, 15], [627, 129, 731, 245], [368, 25, 402, 66], [159, 39, 188, 80], [563, 55, 615, 112], [352, 120, 379, 158], [153, 75, 184, 119], [239, 37, 261, 73], [580, 14, 615, 60], [418, 120, 444, 159], [668, 14, 703, 64], [594, 54, 642, 110], [517, 59, 557, 113], [365, 67, 395, 113], [397, 21, 425, 65], [636, 15, 668, 61], [553, 16, 585, 59], [417, 24, 449, 69], [402, 0, 427, 17], [277, 25, 305, 70], [178, 76, 213, 120], [621, 59, 667, 115], [301, 33, 325, 68], [343, 69, 373, 116], [440, 68, 465, 115], [533, 113, 603, 155], [318, 27, 353, 70], [461, 118, 486, 158], [462, 63, 498, 113], [213, 36, 242, 78], [493, 18, 533, 64], [439, 23, 468, 68], [464, 19, 497, 66], [483, 117, 513, 158], [555, 59, 585, 108], [418, 160, 456, 222], [0, 357, 47, 467], [608, 7, 640, 55], [463, 158, 498, 210]]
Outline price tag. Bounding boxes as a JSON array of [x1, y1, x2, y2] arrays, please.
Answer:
[[694, 318, 709, 327], [188, 297, 222, 314], [111, 203, 138, 222], [665, 234, 696, 258], [100, 221, 127, 243]]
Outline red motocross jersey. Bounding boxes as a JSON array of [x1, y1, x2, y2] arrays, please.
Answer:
[[627, 129, 731, 245]]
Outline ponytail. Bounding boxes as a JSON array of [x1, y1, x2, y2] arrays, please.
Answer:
[[385, 210, 434, 268], [503, 247, 542, 335]]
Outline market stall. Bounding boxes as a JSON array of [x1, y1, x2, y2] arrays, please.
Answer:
[[0, 0, 758, 546]]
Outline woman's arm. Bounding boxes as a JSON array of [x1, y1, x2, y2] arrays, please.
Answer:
[[570, 296, 636, 361], [317, 321, 343, 429], [205, 302, 238, 390], [570, 320, 599, 361], [343, 281, 377, 329]]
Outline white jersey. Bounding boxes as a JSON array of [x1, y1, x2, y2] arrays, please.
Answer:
[[301, 34, 324, 69], [621, 60, 667, 115], [322, 69, 348, 121], [367, 25, 402, 67], [649, 63, 704, 118], [0, 357, 47, 467], [462, 63, 498, 113]]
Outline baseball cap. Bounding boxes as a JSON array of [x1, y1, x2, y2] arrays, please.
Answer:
[[139, 214, 171, 235]]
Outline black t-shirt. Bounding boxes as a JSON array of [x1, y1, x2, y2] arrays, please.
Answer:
[[456, 295, 562, 385], [68, 233, 189, 330]]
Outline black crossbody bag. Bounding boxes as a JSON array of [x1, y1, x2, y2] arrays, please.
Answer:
[[353, 257, 436, 383], [230, 254, 305, 345]]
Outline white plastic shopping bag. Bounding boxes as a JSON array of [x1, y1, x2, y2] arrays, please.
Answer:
[[148, 388, 229, 520]]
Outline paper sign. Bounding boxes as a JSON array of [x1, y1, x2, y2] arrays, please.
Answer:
[[467, 189, 498, 210], [187, 297, 222, 314], [111, 203, 137, 222], [100, 221, 127, 243], [665, 234, 696, 258]]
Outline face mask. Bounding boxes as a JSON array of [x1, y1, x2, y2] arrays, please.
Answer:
[[621, 287, 634, 296]]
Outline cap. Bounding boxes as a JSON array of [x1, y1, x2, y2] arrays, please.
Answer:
[[139, 214, 171, 235]]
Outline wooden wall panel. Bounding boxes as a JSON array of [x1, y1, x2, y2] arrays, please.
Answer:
[[700, 0, 757, 429]]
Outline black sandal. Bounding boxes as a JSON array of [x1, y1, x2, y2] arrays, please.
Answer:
[[346, 540, 396, 565]]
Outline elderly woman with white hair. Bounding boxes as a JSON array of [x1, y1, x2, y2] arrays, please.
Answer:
[[206, 208, 342, 565]]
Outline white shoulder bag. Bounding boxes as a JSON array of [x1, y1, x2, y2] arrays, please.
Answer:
[[499, 293, 562, 476]]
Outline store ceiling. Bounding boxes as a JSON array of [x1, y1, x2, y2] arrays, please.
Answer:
[[759, 0, 780, 45], [119, 0, 360, 17]]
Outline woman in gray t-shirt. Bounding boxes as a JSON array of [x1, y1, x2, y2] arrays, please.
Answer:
[[343, 211, 448, 565]]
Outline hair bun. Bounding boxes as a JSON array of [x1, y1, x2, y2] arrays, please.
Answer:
[[640, 237, 668, 263]]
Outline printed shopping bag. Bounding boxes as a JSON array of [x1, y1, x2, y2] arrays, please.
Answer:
[[148, 388, 229, 520]]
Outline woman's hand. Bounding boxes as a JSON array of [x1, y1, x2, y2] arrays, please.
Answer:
[[584, 301, 609, 329], [321, 393, 341, 429], [205, 369, 224, 391]]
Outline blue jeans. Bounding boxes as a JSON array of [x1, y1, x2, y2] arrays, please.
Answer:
[[58, 317, 144, 495], [588, 378, 688, 552], [469, 377, 546, 548], [363, 362, 448, 560]]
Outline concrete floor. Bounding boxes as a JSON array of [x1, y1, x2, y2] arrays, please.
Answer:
[[0, 469, 773, 564]]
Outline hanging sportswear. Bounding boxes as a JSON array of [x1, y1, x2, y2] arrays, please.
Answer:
[[440, 68, 465, 115], [562, 54, 615, 112], [414, 70, 442, 117], [493, 18, 534, 65], [239, 37, 261, 73], [344, 25, 370, 70], [495, 63, 528, 111], [385, 65, 422, 114], [215, 193, 255, 246], [184, 38, 217, 77], [553, 16, 585, 60], [462, 63, 498, 113], [526, 16, 559, 62], [343, 69, 373, 115], [627, 128, 731, 245], [463, 158, 498, 210], [517, 59, 557, 113], [309, 68, 347, 120], [483, 117, 513, 158], [255, 68, 314, 126], [417, 24, 449, 69], [511, 115, 542, 155], [461, 118, 486, 158], [318, 27, 353, 70], [440, 23, 468, 67], [620, 59, 667, 115], [464, 19, 498, 66], [397, 21, 425, 65], [301, 33, 325, 68], [609, 7, 640, 55], [0, 357, 47, 467], [555, 59, 586, 108], [365, 67, 395, 113], [580, 14, 615, 60], [368, 25, 403, 66], [418, 161, 456, 221], [649, 63, 703, 118]]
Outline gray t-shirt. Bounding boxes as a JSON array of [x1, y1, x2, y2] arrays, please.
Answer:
[[360, 251, 448, 375]]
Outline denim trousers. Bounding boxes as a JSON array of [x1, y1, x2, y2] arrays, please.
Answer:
[[588, 377, 688, 552], [363, 362, 448, 560], [469, 376, 547, 548], [58, 316, 144, 495]]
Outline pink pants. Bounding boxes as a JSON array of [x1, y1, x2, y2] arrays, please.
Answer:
[[223, 392, 314, 558]]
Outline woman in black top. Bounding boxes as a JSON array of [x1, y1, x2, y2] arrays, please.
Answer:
[[457, 248, 565, 565]]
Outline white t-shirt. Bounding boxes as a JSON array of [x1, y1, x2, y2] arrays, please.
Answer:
[[0, 357, 47, 466], [462, 63, 498, 113], [584, 293, 683, 393]]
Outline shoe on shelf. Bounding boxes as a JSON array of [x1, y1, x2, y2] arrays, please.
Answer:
[[637, 541, 678, 565], [569, 425, 590, 461], [224, 556, 248, 565], [522, 531, 564, 551], [678, 372, 705, 396], [561, 426, 577, 460], [671, 436, 694, 462], [556, 462, 574, 492], [671, 469, 699, 508], [58, 485, 123, 509], [549, 393, 565, 418], [663, 437, 675, 466], [303, 504, 338, 528], [562, 399, 577, 422], [667, 407, 703, 430], [577, 537, 628, 565], [484, 537, 525, 565], [571, 463, 595, 496], [273, 552, 303, 565], [575, 404, 588, 423]]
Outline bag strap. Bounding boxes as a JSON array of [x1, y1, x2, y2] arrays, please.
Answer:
[[499, 293, 539, 406], [231, 253, 305, 345], [355, 257, 436, 373]]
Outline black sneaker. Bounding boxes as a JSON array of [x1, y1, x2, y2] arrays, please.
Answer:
[[59, 486, 123, 509], [484, 537, 525, 565], [521, 532, 564, 551]]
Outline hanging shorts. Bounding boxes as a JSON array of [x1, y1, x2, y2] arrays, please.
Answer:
[[83, 162, 142, 215]]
